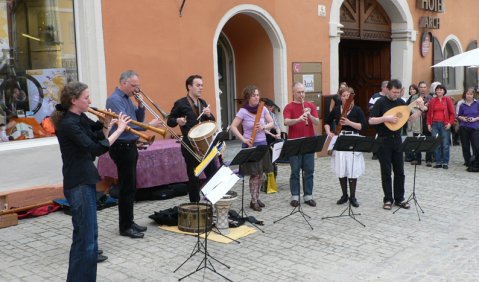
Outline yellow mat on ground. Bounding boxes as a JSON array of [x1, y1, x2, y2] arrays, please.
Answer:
[[159, 225, 256, 244]]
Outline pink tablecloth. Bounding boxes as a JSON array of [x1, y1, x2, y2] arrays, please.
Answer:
[[98, 139, 189, 189]]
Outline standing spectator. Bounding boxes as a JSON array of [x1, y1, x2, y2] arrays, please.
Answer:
[[405, 84, 423, 164], [52, 81, 130, 281], [106, 70, 162, 239], [457, 88, 479, 170], [230, 85, 274, 211], [283, 82, 320, 207], [264, 98, 282, 178], [427, 84, 455, 169], [264, 98, 282, 145], [417, 81, 434, 166], [368, 80, 389, 110]]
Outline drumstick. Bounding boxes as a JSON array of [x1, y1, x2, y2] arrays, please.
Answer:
[[197, 104, 210, 120]]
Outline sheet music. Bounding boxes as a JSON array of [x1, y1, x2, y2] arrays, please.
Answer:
[[271, 141, 284, 163], [328, 135, 338, 151], [201, 166, 239, 204]]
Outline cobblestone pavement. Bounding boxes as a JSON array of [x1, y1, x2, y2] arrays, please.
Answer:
[[0, 143, 478, 281]]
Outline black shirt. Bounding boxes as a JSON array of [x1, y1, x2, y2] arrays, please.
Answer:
[[369, 96, 406, 136], [167, 96, 215, 145], [325, 105, 367, 133], [56, 111, 110, 190]]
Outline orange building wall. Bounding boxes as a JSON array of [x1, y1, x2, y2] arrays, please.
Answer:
[[101, 0, 331, 119], [101, 0, 477, 121], [409, 0, 478, 85]]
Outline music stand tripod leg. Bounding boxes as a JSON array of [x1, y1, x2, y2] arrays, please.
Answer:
[[273, 171, 313, 230], [177, 202, 231, 281], [321, 149, 365, 227], [174, 202, 205, 273], [211, 225, 240, 244], [321, 201, 366, 227], [238, 176, 265, 233], [392, 162, 424, 221]]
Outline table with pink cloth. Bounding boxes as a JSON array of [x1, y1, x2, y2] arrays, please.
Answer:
[[98, 139, 189, 189]]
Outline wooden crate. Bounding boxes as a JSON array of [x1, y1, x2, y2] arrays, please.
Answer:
[[0, 213, 18, 229]]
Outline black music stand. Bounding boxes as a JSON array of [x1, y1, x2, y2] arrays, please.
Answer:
[[174, 166, 238, 281], [321, 135, 381, 227], [273, 135, 326, 230], [229, 145, 269, 233], [393, 136, 440, 221]]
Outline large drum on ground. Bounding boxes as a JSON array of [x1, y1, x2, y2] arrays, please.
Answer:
[[178, 203, 213, 233], [214, 191, 237, 235], [187, 121, 217, 158]]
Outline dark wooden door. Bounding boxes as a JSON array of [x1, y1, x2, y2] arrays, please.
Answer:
[[339, 39, 390, 136]]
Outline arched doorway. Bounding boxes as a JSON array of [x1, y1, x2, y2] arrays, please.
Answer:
[[217, 33, 235, 137], [339, 0, 391, 131], [329, 0, 415, 131], [212, 5, 288, 132]]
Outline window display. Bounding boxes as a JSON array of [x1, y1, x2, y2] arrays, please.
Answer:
[[0, 0, 77, 142]]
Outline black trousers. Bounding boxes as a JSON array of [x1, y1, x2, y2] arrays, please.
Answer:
[[377, 135, 405, 203], [459, 126, 479, 167], [181, 145, 219, 203], [109, 143, 138, 232]]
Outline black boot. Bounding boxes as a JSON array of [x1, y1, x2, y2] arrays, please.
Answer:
[[349, 178, 359, 207], [337, 178, 348, 204]]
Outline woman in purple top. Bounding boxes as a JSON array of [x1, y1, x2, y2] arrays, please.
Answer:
[[457, 88, 479, 170], [230, 85, 274, 211]]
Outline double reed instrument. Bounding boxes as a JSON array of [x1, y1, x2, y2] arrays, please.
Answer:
[[301, 97, 309, 126], [132, 88, 203, 162], [87, 107, 158, 145]]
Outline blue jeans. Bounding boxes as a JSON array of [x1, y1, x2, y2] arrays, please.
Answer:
[[431, 122, 451, 165], [289, 153, 315, 201], [64, 184, 98, 282]]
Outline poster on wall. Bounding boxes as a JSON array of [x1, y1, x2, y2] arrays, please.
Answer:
[[303, 74, 315, 92], [27, 68, 66, 123], [292, 62, 322, 116]]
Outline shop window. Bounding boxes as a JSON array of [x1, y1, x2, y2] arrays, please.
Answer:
[[0, 0, 77, 142]]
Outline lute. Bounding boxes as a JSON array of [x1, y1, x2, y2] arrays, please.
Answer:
[[383, 97, 424, 131]]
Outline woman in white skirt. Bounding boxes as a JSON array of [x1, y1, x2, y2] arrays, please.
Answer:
[[324, 87, 367, 207]]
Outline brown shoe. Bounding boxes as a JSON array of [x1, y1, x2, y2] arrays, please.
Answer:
[[250, 202, 262, 211], [257, 199, 265, 208], [290, 200, 299, 207], [305, 199, 317, 207]]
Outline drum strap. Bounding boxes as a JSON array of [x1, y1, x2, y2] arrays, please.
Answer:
[[186, 95, 201, 118]]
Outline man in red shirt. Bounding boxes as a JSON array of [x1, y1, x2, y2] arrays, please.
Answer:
[[283, 82, 320, 207]]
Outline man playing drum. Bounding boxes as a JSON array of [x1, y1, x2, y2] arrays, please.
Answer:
[[167, 74, 219, 203]]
